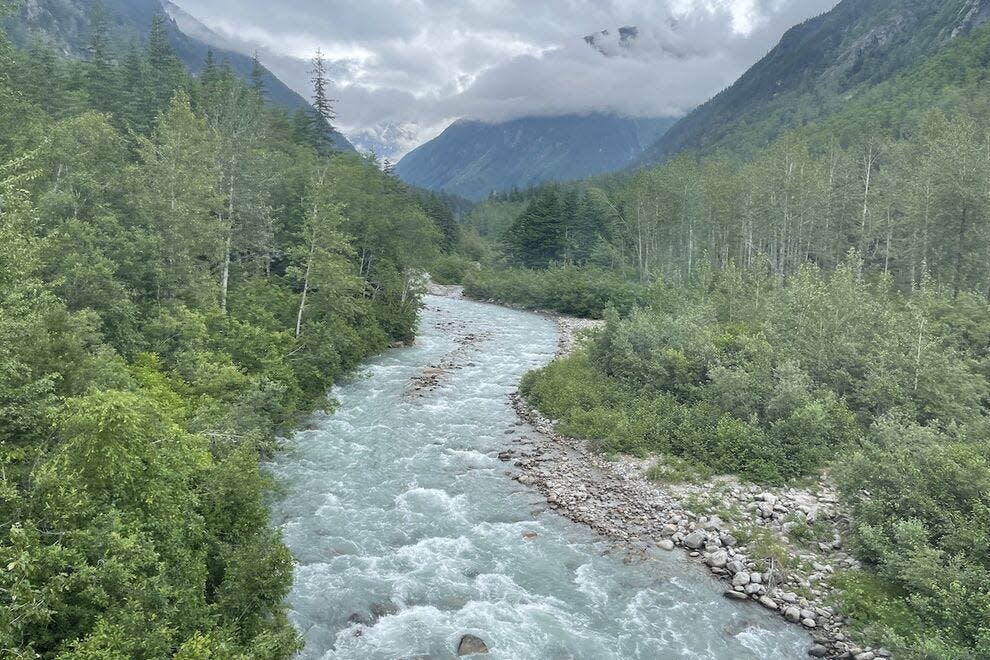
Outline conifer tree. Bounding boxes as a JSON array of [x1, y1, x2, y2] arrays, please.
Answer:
[[84, 0, 117, 113], [250, 51, 266, 98], [308, 49, 338, 154]]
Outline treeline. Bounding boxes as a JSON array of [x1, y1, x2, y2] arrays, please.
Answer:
[[488, 108, 990, 296], [0, 6, 442, 658], [473, 23, 990, 299]]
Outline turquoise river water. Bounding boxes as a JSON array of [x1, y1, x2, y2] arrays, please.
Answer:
[[269, 295, 809, 659]]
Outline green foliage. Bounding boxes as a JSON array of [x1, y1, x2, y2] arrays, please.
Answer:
[[0, 19, 447, 659], [464, 265, 643, 318], [834, 419, 990, 658], [524, 261, 989, 485]]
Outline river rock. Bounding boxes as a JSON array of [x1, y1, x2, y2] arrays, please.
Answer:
[[457, 634, 489, 656], [723, 590, 749, 601], [702, 516, 724, 531], [683, 530, 707, 549], [758, 596, 778, 610], [853, 652, 875, 660], [707, 550, 729, 568], [808, 644, 828, 657], [802, 618, 817, 629], [658, 539, 675, 551], [732, 572, 751, 587], [784, 606, 801, 623]]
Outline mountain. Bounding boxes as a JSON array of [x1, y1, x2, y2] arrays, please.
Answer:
[[5, 0, 354, 151], [639, 0, 990, 164], [395, 114, 674, 201]]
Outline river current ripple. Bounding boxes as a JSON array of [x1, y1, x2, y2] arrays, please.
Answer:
[[270, 295, 808, 659]]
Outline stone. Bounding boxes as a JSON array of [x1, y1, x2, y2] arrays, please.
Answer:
[[876, 649, 892, 658], [745, 583, 763, 595], [761, 493, 778, 506], [784, 606, 801, 623], [758, 502, 774, 518], [802, 618, 817, 629], [808, 644, 828, 658], [800, 609, 816, 621], [347, 612, 371, 626], [658, 539, 675, 551], [703, 516, 724, 531], [750, 572, 763, 585], [853, 653, 875, 660], [732, 572, 751, 587], [781, 592, 799, 604], [719, 532, 738, 547], [726, 560, 746, 574], [457, 635, 489, 656], [723, 590, 749, 601], [683, 530, 707, 549], [758, 596, 778, 610], [370, 601, 399, 620], [707, 550, 729, 568]]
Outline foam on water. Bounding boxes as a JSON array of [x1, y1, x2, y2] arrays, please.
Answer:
[[270, 295, 808, 659]]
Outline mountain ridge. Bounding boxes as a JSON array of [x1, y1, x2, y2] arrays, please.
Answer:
[[396, 113, 674, 201], [637, 0, 990, 165]]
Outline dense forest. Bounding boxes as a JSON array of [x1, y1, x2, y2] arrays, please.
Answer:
[[450, 17, 990, 660], [0, 1, 453, 655]]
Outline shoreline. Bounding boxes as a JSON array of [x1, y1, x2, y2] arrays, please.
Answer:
[[500, 312, 885, 660]]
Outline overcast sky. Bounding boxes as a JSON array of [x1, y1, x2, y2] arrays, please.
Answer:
[[174, 0, 840, 159]]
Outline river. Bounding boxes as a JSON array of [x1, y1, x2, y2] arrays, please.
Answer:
[[269, 294, 809, 659]]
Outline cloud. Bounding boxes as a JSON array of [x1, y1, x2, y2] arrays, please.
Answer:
[[175, 0, 840, 159]]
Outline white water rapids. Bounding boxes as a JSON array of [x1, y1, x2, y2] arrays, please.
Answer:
[[269, 295, 809, 659]]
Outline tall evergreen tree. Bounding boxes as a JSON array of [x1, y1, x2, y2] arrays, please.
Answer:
[[84, 0, 117, 114], [503, 188, 565, 268], [144, 16, 186, 124], [308, 49, 338, 154]]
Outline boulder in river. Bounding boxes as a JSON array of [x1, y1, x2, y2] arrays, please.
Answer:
[[457, 634, 489, 656]]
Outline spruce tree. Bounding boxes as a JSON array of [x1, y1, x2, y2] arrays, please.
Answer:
[[84, 0, 118, 114], [250, 51, 266, 98], [308, 49, 338, 154]]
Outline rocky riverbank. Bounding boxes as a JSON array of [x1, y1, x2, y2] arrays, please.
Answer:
[[500, 315, 887, 660]]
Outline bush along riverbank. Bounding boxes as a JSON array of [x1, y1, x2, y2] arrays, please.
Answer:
[[506, 260, 990, 659]]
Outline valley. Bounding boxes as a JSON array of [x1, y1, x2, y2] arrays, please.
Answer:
[[3, 0, 990, 659]]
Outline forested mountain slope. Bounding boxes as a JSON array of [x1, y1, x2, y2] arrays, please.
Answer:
[[4, 0, 355, 150], [396, 114, 674, 200], [639, 0, 990, 164]]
